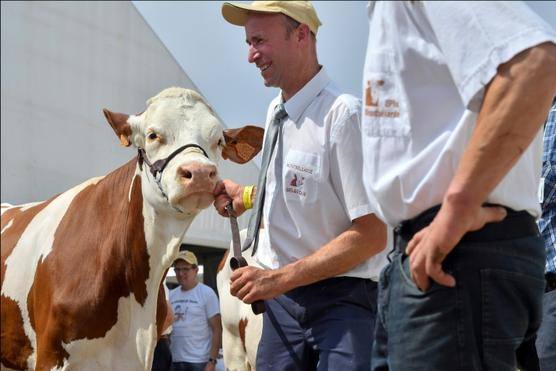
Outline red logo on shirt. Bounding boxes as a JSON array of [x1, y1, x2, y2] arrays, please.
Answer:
[[364, 79, 400, 118], [286, 173, 306, 197], [289, 174, 305, 187]]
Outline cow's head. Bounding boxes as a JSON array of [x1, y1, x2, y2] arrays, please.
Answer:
[[103, 87, 263, 217]]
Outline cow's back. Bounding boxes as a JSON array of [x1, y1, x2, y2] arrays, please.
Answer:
[[216, 229, 263, 371]]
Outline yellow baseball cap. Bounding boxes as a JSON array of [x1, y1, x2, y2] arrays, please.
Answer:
[[174, 250, 198, 266], [222, 1, 322, 35]]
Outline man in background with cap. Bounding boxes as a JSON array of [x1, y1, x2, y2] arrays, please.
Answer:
[[169, 250, 222, 371], [214, 1, 388, 369]]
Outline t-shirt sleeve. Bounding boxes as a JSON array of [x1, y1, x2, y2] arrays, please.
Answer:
[[422, 1, 556, 111], [203, 286, 220, 319]]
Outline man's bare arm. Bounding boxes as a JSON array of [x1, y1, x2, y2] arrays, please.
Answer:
[[230, 212, 387, 303]]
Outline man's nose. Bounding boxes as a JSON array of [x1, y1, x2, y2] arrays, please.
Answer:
[[248, 45, 259, 64]]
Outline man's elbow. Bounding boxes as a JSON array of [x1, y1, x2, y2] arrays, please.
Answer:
[[355, 214, 388, 255], [533, 42, 556, 86], [507, 42, 556, 91]]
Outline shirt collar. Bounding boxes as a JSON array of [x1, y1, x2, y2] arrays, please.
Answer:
[[280, 67, 330, 122]]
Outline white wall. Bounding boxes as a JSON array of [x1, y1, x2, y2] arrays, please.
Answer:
[[1, 1, 258, 248]]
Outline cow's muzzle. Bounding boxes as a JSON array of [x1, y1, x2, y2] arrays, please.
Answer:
[[137, 144, 210, 212]]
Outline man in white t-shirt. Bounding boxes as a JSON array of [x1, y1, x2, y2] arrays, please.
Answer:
[[361, 2, 556, 370], [169, 250, 221, 371], [213, 1, 388, 369]]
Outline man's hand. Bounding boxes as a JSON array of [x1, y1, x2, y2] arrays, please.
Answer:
[[213, 179, 246, 217], [405, 204, 507, 291], [230, 266, 284, 303]]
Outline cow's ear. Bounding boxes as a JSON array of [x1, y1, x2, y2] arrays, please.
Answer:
[[103, 109, 132, 147], [222, 125, 264, 164]]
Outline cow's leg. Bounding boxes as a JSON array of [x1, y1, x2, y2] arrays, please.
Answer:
[[222, 325, 249, 371], [34, 329, 68, 371], [1, 296, 34, 370]]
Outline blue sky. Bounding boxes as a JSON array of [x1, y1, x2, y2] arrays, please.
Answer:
[[134, 1, 556, 131]]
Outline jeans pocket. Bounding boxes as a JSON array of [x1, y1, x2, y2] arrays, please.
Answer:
[[387, 255, 463, 370], [398, 253, 449, 295], [481, 268, 546, 370]]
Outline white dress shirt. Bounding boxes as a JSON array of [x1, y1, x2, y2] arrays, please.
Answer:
[[256, 67, 390, 281], [362, 1, 556, 226]]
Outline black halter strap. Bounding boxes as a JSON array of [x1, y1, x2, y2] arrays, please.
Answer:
[[137, 144, 209, 178], [137, 144, 210, 212]]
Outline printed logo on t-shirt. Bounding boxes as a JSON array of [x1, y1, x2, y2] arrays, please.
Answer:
[[173, 304, 187, 322], [364, 79, 400, 118]]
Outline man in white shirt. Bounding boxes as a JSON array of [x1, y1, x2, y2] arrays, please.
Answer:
[[169, 250, 221, 371], [214, 1, 388, 369], [361, 2, 556, 370]]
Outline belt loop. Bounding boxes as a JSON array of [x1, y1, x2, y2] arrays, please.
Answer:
[[390, 226, 402, 262]]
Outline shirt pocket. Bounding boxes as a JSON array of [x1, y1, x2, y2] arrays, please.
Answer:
[[362, 51, 409, 137], [283, 149, 321, 204]]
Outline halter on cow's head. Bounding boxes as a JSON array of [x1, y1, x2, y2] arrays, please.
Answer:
[[102, 87, 263, 217]]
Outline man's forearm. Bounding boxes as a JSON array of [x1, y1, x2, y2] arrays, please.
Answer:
[[208, 315, 222, 360], [272, 213, 387, 292], [445, 42, 556, 211]]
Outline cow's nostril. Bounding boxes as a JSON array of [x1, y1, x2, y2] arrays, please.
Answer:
[[178, 164, 217, 182], [182, 170, 192, 179]]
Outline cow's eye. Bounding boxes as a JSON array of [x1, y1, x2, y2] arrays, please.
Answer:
[[147, 132, 159, 141], [217, 139, 223, 147]]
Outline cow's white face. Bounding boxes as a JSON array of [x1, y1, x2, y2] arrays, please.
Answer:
[[103, 87, 264, 217], [130, 89, 223, 216]]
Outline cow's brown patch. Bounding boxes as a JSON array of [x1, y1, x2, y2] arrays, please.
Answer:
[[239, 318, 248, 353], [25, 159, 151, 369], [0, 206, 22, 230], [216, 249, 229, 273], [1, 200, 53, 284], [1, 295, 33, 370], [156, 270, 172, 339]]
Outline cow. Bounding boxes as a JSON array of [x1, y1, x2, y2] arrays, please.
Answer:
[[0, 87, 263, 371], [216, 228, 263, 371]]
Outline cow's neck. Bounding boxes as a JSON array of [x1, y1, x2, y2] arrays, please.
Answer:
[[141, 200, 195, 288], [137, 165, 199, 294]]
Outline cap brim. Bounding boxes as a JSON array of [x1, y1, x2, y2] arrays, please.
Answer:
[[222, 2, 282, 27], [222, 3, 251, 26]]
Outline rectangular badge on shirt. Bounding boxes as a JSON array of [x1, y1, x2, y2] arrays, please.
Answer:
[[284, 149, 321, 203]]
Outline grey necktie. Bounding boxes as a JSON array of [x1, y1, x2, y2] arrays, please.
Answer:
[[243, 103, 288, 255]]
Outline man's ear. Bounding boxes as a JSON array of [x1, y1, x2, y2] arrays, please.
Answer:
[[296, 23, 311, 43], [222, 125, 264, 164], [103, 109, 131, 147]]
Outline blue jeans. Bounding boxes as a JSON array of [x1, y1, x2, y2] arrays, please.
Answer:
[[257, 277, 378, 370], [152, 338, 172, 371], [372, 234, 545, 371], [171, 362, 206, 371], [537, 290, 556, 370]]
